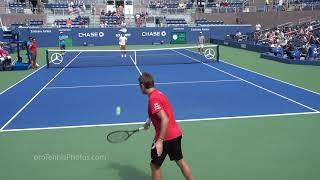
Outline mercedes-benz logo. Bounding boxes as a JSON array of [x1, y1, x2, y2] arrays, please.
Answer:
[[204, 48, 216, 60], [51, 53, 63, 65]]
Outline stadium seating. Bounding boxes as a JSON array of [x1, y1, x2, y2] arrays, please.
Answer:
[[10, 20, 44, 27], [9, 2, 26, 13], [54, 16, 89, 28], [29, 20, 44, 26], [302, 2, 320, 10], [165, 18, 188, 27], [100, 15, 124, 27], [44, 3, 68, 9], [44, 2, 90, 13], [195, 18, 224, 26]]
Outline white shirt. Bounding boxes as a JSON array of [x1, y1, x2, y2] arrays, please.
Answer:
[[119, 36, 127, 46], [255, 24, 261, 31]]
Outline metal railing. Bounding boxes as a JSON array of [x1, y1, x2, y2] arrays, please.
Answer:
[[144, 3, 320, 15]]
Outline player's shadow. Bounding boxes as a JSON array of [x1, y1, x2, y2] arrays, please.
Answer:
[[109, 162, 150, 179]]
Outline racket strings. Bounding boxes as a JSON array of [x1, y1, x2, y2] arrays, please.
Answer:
[[107, 131, 130, 143]]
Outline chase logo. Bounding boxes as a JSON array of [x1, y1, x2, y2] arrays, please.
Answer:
[[142, 31, 167, 37], [78, 32, 105, 38], [98, 32, 104, 37]]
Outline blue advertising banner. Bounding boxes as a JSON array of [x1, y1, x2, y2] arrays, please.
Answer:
[[4, 25, 252, 47]]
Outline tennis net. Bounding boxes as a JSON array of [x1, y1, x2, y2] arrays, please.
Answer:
[[46, 44, 219, 68]]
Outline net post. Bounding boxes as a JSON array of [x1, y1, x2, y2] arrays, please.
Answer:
[[216, 45, 220, 62], [46, 50, 49, 68]]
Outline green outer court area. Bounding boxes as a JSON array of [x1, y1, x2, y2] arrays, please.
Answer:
[[0, 45, 319, 180]]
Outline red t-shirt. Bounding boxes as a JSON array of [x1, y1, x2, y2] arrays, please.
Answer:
[[148, 89, 182, 141], [0, 47, 8, 57], [29, 41, 37, 54]]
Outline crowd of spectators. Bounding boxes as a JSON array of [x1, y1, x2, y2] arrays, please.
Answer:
[[53, 16, 89, 28], [254, 21, 320, 60], [99, 6, 125, 27], [67, 0, 87, 14], [134, 12, 148, 27], [227, 20, 320, 60]]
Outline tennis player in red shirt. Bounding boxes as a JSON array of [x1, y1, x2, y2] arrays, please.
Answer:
[[139, 72, 194, 180]]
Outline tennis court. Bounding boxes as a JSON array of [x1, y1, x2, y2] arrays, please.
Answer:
[[0, 45, 319, 180]]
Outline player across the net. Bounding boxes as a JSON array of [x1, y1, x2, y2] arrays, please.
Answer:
[[46, 44, 220, 68]]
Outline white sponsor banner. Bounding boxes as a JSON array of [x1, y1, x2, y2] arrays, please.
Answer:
[[78, 32, 105, 38], [30, 29, 52, 33], [141, 31, 167, 37]]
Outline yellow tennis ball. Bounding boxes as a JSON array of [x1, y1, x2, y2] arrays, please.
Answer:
[[116, 106, 121, 116]]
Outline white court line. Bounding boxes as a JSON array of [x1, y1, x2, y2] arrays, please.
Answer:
[[1, 111, 319, 132], [0, 52, 82, 131], [0, 65, 45, 96], [129, 55, 142, 75], [184, 49, 319, 95], [173, 50, 320, 112], [45, 79, 242, 90], [0, 52, 71, 96], [220, 60, 320, 96]]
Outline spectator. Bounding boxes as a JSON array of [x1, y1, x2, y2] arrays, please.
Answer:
[[66, 18, 72, 28], [118, 5, 123, 14], [265, 0, 269, 11], [100, 21, 105, 28], [155, 18, 160, 27], [91, 3, 95, 15], [271, 43, 284, 57], [235, 30, 242, 37], [121, 21, 126, 28], [285, 42, 295, 59], [82, 1, 86, 11], [101, 9, 105, 15], [0, 42, 12, 65], [277, 0, 283, 11], [292, 48, 301, 60], [68, 4, 73, 13], [135, 13, 142, 27], [255, 23, 261, 31], [26, 36, 32, 64], [306, 44, 319, 60], [223, 0, 229, 7], [29, 38, 38, 69]]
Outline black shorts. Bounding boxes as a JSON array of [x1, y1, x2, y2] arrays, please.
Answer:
[[151, 135, 183, 167]]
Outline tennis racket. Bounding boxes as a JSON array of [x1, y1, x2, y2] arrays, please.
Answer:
[[106, 127, 144, 143]]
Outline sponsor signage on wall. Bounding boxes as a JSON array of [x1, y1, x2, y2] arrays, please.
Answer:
[[141, 31, 167, 37], [78, 32, 105, 38]]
